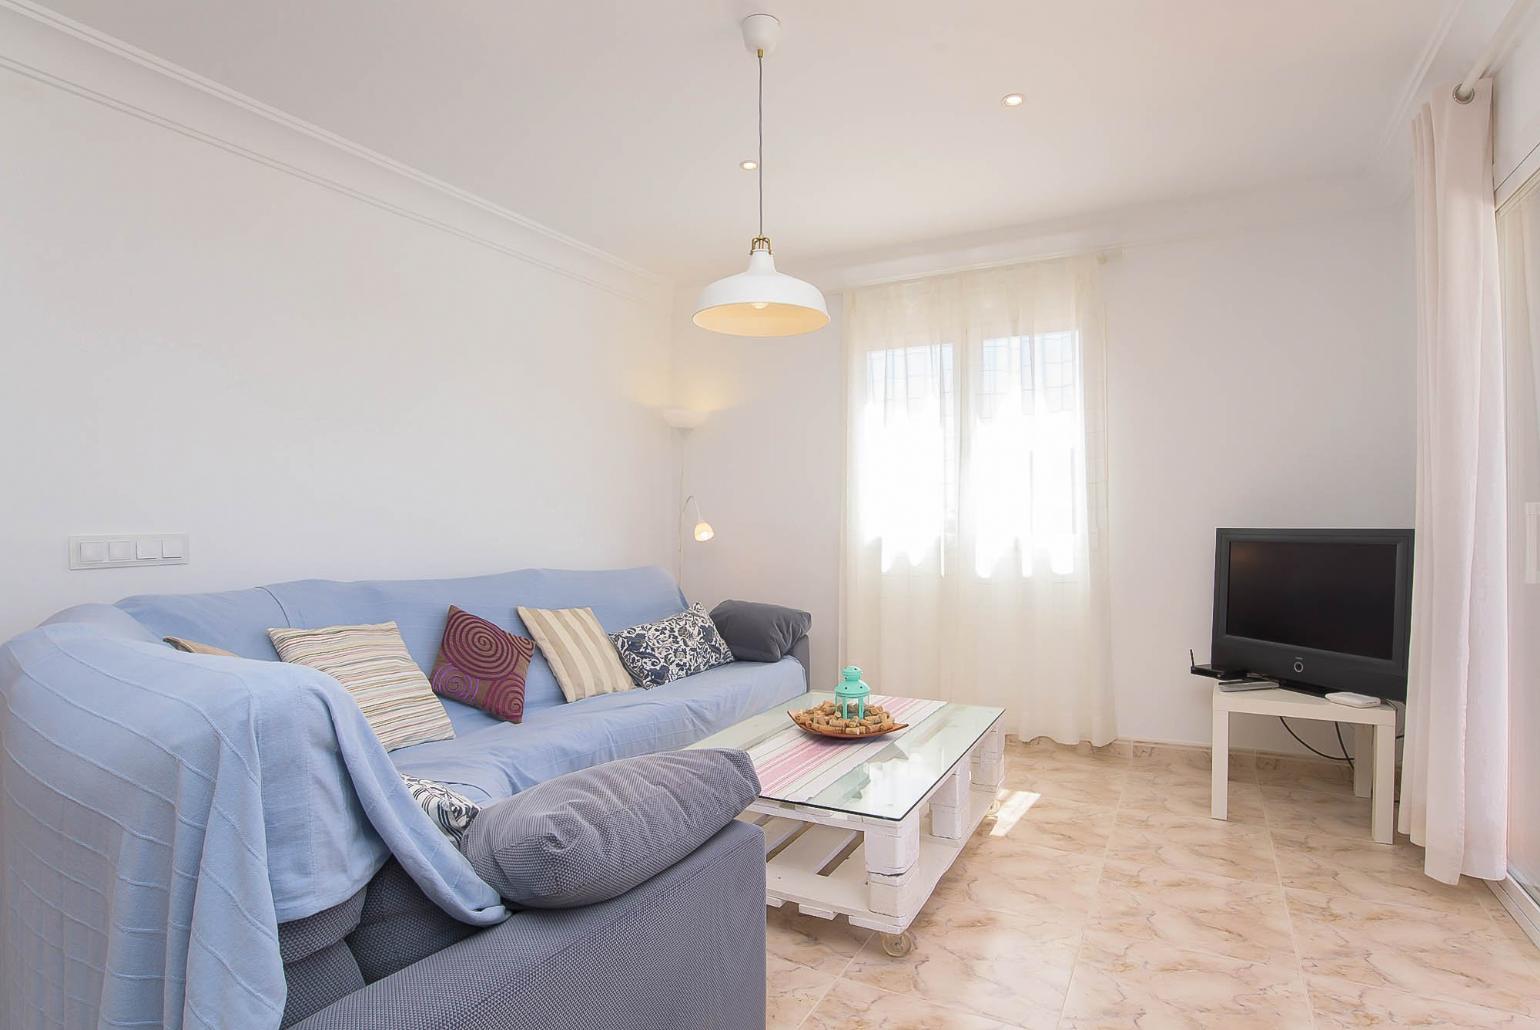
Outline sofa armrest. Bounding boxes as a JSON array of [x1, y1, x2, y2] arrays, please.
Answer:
[[293, 820, 767, 1030], [788, 635, 810, 682]]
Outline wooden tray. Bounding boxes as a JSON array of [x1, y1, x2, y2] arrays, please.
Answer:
[[788, 712, 909, 740]]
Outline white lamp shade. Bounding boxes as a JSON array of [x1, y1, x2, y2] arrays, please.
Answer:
[[692, 251, 829, 337], [661, 407, 708, 430], [693, 521, 715, 542]]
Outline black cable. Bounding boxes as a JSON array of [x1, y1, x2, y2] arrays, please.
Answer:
[[1334, 722, 1355, 775], [1279, 716, 1353, 764]]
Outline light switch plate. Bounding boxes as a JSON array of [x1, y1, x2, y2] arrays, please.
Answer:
[[69, 534, 189, 570]]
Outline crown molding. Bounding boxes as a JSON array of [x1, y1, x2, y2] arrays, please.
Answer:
[[1374, 0, 1468, 162], [798, 177, 1396, 292], [1365, 0, 1515, 201], [0, 0, 670, 307]]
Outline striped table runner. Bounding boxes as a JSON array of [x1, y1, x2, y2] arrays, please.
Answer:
[[749, 695, 947, 803]]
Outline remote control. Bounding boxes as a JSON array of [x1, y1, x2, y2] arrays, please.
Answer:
[[1325, 691, 1380, 708]]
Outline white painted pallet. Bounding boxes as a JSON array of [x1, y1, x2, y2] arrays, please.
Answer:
[[742, 720, 1004, 937]]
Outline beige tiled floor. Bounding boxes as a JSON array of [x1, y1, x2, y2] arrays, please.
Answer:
[[766, 738, 1540, 1029]]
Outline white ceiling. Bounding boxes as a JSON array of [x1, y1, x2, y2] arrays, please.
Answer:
[[38, 0, 1456, 281]]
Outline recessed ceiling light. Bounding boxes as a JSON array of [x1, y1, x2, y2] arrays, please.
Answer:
[[740, 160, 758, 170], [1002, 93, 1024, 108]]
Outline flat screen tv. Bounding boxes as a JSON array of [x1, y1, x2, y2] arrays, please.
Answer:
[[1211, 528, 1414, 701]]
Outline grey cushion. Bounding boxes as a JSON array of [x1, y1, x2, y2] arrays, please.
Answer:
[[281, 941, 365, 1029], [347, 858, 477, 983], [278, 889, 367, 1028], [279, 888, 366, 964], [709, 599, 812, 664], [459, 749, 760, 909]]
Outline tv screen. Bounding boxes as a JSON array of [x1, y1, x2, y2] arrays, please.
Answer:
[[1225, 539, 1399, 659], [1212, 528, 1413, 700]]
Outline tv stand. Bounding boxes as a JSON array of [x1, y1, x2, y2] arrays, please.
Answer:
[[1210, 683, 1396, 843]]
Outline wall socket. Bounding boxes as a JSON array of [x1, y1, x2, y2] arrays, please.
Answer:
[[69, 534, 189, 570]]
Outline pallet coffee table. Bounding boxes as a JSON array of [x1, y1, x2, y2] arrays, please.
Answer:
[[691, 692, 1004, 956]]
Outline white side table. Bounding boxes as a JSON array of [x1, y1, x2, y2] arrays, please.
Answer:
[[1211, 684, 1397, 843]]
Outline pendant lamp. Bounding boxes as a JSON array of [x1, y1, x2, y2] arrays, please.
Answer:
[[693, 14, 829, 337]]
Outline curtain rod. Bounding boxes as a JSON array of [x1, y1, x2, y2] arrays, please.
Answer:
[[1455, 0, 1536, 102]]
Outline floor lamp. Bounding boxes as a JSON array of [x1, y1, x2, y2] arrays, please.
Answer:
[[663, 408, 713, 593]]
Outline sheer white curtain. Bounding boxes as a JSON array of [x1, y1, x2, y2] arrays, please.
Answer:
[[1399, 80, 1510, 884], [841, 257, 1115, 745]]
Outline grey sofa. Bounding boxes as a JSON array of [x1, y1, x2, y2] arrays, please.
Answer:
[[0, 567, 806, 1030], [281, 825, 767, 1029]]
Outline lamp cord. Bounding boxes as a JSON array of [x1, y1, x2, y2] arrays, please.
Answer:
[[757, 50, 764, 238]]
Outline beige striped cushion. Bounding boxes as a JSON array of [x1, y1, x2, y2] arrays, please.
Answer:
[[517, 606, 634, 703], [164, 636, 237, 657], [268, 621, 455, 751]]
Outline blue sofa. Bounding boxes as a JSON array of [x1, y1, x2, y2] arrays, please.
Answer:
[[0, 566, 807, 1030]]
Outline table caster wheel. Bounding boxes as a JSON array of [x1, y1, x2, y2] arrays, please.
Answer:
[[880, 930, 914, 958]]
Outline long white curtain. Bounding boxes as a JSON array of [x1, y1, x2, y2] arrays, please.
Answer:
[[841, 257, 1115, 746], [1400, 80, 1510, 884]]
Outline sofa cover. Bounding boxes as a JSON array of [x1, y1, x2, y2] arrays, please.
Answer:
[[0, 566, 805, 1030], [0, 606, 503, 1030], [116, 566, 808, 802]]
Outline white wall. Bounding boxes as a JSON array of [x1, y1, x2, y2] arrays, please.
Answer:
[[1103, 206, 1416, 751], [670, 295, 845, 689], [673, 197, 1416, 753], [0, 16, 675, 641], [1495, 4, 1540, 897], [2, 8, 1422, 759], [1494, 3, 1540, 200]]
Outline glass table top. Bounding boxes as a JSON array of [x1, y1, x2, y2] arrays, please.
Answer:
[[690, 692, 1003, 822]]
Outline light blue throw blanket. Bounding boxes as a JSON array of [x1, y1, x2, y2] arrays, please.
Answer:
[[0, 605, 505, 1030], [0, 566, 804, 1029]]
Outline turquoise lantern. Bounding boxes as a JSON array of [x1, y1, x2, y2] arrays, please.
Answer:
[[835, 666, 870, 720]]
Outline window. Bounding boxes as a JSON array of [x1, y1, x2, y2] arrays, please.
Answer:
[[859, 331, 1084, 577], [843, 256, 1113, 738], [861, 343, 956, 571]]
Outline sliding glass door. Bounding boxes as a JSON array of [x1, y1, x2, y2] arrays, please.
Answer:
[[1499, 172, 1540, 915]]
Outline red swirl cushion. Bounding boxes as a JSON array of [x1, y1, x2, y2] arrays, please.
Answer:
[[429, 606, 535, 723]]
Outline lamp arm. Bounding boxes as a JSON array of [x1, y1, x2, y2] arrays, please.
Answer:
[[678, 495, 698, 595]]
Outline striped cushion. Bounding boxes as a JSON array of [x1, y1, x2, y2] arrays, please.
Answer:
[[517, 606, 634, 703], [164, 636, 237, 657], [268, 622, 455, 751]]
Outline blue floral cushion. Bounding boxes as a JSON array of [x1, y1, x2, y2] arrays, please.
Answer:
[[401, 774, 479, 845], [609, 603, 735, 688]]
